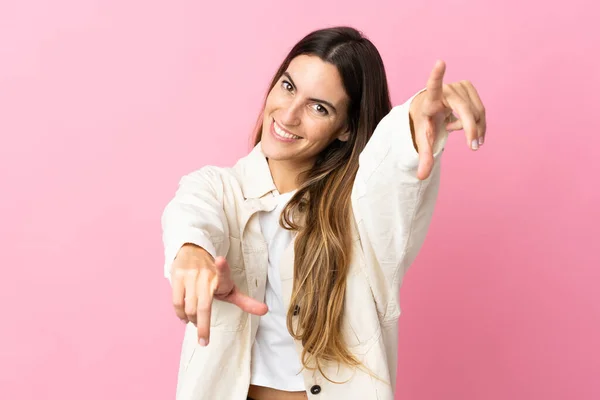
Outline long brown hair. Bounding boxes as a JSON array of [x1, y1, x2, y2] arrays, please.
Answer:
[[253, 27, 392, 375]]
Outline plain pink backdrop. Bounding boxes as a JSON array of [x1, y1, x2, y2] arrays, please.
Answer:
[[1, 0, 598, 399]]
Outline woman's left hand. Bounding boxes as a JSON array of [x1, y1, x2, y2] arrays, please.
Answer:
[[409, 60, 487, 180]]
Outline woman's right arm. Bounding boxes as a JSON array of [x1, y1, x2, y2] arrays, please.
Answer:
[[161, 167, 266, 345], [161, 166, 230, 281]]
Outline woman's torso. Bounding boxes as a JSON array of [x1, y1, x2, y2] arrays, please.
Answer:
[[171, 152, 401, 400], [249, 190, 306, 396], [165, 97, 447, 397], [247, 385, 308, 400]]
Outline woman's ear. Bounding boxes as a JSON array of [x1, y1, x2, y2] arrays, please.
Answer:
[[337, 128, 350, 142]]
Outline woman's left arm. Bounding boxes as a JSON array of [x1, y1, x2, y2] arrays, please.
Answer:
[[351, 60, 487, 289]]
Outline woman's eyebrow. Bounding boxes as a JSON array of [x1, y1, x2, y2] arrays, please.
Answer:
[[283, 71, 337, 113]]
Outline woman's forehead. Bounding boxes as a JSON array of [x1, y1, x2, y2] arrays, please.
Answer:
[[286, 55, 348, 107]]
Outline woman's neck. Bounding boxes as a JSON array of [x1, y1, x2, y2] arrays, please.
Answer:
[[267, 158, 311, 194]]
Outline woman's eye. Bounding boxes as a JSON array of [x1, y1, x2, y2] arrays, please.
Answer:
[[282, 80, 293, 92], [312, 104, 329, 115]]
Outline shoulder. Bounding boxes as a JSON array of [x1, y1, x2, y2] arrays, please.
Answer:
[[178, 144, 268, 198], [179, 164, 240, 191], [180, 153, 255, 190]]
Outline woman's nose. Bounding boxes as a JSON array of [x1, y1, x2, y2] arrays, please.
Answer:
[[280, 102, 301, 126]]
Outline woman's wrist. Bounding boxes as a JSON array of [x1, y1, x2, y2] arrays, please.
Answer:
[[178, 243, 214, 262]]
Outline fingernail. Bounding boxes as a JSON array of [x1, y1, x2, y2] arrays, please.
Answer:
[[478, 136, 484, 146], [471, 139, 479, 150], [199, 338, 207, 346]]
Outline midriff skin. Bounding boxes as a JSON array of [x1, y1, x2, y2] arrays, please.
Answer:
[[247, 385, 308, 400]]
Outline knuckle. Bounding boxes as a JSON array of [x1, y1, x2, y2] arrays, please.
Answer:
[[184, 302, 196, 314], [199, 267, 215, 281], [184, 269, 200, 280], [172, 298, 184, 308], [169, 269, 181, 280], [172, 266, 191, 278], [196, 302, 210, 312], [174, 311, 186, 321]]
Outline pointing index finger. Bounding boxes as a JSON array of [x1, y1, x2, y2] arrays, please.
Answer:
[[196, 267, 216, 346], [425, 60, 446, 101]]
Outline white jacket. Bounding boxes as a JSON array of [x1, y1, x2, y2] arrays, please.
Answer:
[[162, 92, 448, 400]]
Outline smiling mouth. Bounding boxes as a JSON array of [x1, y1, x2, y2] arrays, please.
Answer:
[[272, 120, 302, 140]]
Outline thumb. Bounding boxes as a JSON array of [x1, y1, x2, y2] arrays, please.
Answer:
[[213, 256, 231, 281], [214, 256, 228, 269], [227, 288, 269, 316], [214, 256, 269, 316], [416, 118, 435, 180]]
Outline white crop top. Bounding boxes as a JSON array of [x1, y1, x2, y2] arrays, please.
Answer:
[[250, 191, 305, 391]]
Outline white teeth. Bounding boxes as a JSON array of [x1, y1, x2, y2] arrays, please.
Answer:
[[274, 122, 300, 139]]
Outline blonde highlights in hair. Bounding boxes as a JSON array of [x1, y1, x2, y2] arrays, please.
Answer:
[[253, 26, 392, 377]]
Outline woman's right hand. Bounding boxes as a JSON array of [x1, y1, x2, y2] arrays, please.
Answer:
[[170, 243, 268, 346]]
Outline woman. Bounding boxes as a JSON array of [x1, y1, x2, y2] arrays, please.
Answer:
[[162, 26, 486, 400]]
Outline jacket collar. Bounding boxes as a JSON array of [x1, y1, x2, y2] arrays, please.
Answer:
[[235, 142, 279, 200]]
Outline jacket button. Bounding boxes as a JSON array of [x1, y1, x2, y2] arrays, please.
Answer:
[[293, 305, 300, 316], [310, 385, 321, 395]]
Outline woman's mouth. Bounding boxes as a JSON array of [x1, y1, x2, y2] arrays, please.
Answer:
[[271, 120, 302, 142]]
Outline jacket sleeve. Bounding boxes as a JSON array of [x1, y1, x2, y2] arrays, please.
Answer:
[[161, 167, 230, 281], [351, 91, 449, 289]]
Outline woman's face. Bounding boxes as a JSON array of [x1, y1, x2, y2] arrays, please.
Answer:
[[260, 55, 350, 168]]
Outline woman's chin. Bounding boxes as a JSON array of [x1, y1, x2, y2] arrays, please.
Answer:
[[261, 145, 288, 162]]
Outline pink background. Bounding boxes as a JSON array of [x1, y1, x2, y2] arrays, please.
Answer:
[[1, 0, 598, 399]]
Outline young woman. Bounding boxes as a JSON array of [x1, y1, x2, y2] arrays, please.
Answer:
[[162, 26, 487, 400]]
